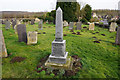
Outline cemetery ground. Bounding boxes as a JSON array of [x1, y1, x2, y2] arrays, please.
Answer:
[[1, 23, 119, 78]]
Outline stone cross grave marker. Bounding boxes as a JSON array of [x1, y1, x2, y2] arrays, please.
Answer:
[[27, 31, 37, 45], [17, 24, 27, 43]]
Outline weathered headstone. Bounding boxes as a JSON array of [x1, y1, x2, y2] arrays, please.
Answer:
[[45, 7, 72, 70], [89, 23, 95, 30], [76, 22, 82, 30], [12, 20, 16, 29], [69, 22, 74, 30], [63, 20, 68, 27], [118, 1, 120, 10], [35, 18, 40, 23], [17, 24, 27, 43], [14, 21, 21, 34], [74, 22, 77, 26], [118, 1, 120, 17], [0, 19, 2, 24], [31, 19, 35, 25], [109, 22, 117, 32], [115, 26, 120, 45], [5, 20, 10, 29], [38, 20, 43, 30], [0, 30, 8, 57], [27, 31, 37, 45]]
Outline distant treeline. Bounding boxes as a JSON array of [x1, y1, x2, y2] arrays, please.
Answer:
[[92, 9, 118, 17], [0, 9, 119, 19], [0, 11, 47, 19]]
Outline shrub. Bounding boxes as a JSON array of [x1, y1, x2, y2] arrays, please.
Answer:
[[38, 68, 41, 71], [90, 17, 99, 22], [23, 19, 31, 22], [116, 19, 120, 25], [80, 18, 88, 24], [50, 73, 55, 77]]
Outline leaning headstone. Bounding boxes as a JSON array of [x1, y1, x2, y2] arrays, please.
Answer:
[[17, 24, 27, 43], [27, 31, 37, 45], [45, 7, 72, 70], [115, 26, 120, 45], [63, 20, 68, 27], [0, 30, 8, 57], [38, 20, 43, 30], [89, 23, 95, 30], [109, 22, 117, 32], [31, 19, 35, 25], [5, 20, 10, 29], [12, 20, 16, 29], [69, 22, 74, 30], [76, 22, 82, 30]]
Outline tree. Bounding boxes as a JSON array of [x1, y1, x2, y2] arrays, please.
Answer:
[[56, 1, 80, 22], [83, 4, 92, 21]]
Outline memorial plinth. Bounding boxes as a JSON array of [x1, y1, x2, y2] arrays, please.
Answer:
[[45, 7, 73, 70]]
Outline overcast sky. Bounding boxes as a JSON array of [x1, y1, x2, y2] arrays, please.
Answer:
[[0, 0, 120, 12]]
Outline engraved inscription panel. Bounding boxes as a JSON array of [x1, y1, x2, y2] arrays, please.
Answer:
[[52, 42, 66, 57]]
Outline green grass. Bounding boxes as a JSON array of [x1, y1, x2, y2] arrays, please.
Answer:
[[1, 23, 119, 78]]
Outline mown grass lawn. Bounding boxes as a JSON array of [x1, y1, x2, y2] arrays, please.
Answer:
[[1, 22, 119, 78]]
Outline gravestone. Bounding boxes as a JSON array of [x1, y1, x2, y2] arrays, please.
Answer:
[[0, 30, 8, 57], [17, 24, 27, 43], [74, 22, 77, 26], [118, 1, 120, 10], [35, 18, 40, 23], [1, 20, 3, 24], [0, 20, 2, 24], [31, 19, 35, 25], [115, 26, 120, 45], [69, 22, 74, 30], [5, 21, 10, 29], [45, 7, 72, 70], [89, 23, 95, 30], [109, 22, 117, 32], [38, 20, 43, 30], [76, 22, 82, 30], [46, 20, 49, 24], [118, 1, 120, 17], [12, 20, 16, 29], [27, 31, 37, 45], [14, 21, 21, 34], [63, 20, 68, 27]]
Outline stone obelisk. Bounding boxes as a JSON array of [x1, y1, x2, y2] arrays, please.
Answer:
[[45, 7, 72, 70], [48, 7, 68, 64]]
